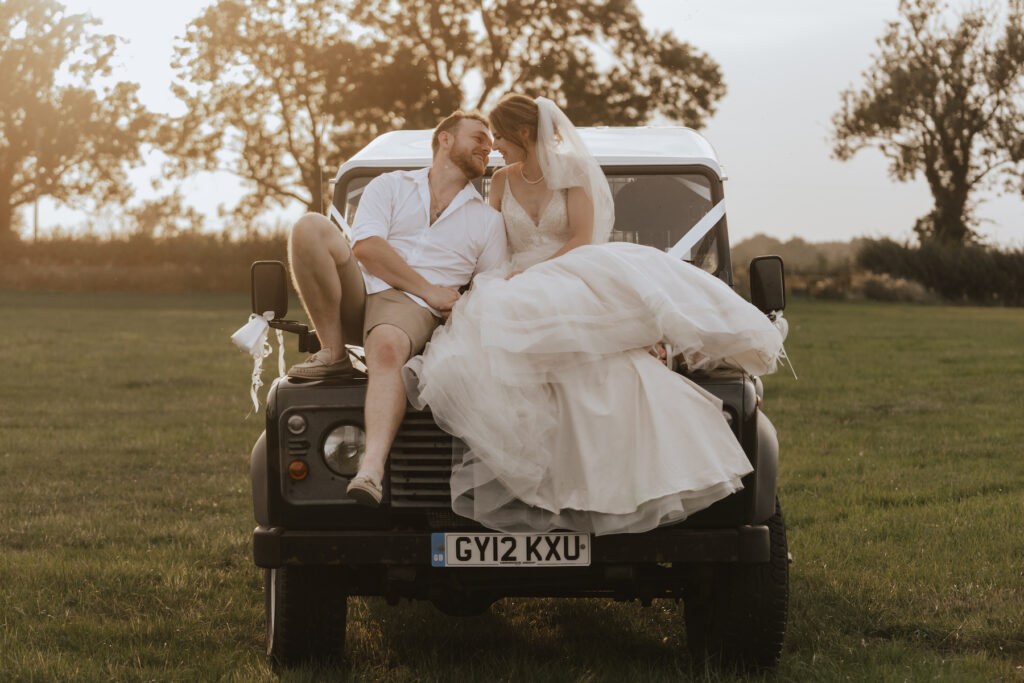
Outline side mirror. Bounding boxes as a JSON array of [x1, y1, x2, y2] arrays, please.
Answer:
[[251, 260, 288, 320], [749, 255, 786, 314]]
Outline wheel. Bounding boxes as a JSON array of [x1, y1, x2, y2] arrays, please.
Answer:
[[684, 498, 789, 671], [265, 565, 348, 665]]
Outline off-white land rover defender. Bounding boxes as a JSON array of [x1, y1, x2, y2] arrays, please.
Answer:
[[248, 127, 790, 671]]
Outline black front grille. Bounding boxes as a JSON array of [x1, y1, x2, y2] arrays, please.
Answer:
[[388, 411, 455, 510]]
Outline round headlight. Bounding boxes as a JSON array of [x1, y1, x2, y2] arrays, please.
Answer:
[[322, 424, 365, 476], [286, 414, 307, 435]]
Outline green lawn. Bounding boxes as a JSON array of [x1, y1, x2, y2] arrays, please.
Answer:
[[0, 292, 1021, 681]]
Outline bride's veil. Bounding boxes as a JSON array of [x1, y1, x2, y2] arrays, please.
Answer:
[[534, 98, 615, 245]]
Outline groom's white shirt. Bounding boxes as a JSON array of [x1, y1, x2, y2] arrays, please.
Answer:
[[350, 167, 508, 314]]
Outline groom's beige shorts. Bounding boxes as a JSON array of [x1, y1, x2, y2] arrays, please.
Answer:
[[337, 255, 440, 355]]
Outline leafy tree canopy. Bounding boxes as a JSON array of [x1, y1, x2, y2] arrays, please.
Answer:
[[832, 0, 1024, 244], [128, 191, 204, 240], [164, 0, 725, 221], [0, 0, 153, 242]]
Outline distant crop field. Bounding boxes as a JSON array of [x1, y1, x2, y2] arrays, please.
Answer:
[[0, 291, 1021, 681]]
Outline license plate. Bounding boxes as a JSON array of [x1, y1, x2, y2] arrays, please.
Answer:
[[430, 532, 591, 567]]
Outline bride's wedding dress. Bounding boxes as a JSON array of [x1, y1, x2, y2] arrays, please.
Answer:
[[402, 183, 786, 536]]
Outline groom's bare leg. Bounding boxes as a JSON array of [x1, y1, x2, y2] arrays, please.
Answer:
[[358, 324, 413, 483], [288, 212, 352, 360]]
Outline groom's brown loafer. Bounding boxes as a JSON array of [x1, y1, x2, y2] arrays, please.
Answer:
[[288, 348, 355, 379], [346, 474, 383, 507]]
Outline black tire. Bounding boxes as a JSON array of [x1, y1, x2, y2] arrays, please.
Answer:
[[684, 499, 789, 671], [265, 565, 348, 666]]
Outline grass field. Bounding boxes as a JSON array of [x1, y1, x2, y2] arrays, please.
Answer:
[[1, 291, 1022, 681]]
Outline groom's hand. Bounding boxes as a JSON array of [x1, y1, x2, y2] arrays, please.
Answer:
[[423, 285, 461, 318]]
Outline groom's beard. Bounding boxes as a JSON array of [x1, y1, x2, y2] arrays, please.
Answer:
[[450, 142, 487, 180]]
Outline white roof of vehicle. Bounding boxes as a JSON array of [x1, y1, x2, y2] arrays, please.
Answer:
[[333, 127, 724, 182]]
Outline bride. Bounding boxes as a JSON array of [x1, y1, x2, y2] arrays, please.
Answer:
[[401, 94, 786, 536]]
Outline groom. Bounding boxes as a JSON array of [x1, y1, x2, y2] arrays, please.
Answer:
[[286, 111, 508, 506]]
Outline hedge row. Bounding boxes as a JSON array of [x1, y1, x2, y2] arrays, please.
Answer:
[[1, 233, 289, 292], [857, 239, 1024, 306]]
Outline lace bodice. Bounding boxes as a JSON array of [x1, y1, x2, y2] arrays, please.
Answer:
[[502, 186, 571, 268]]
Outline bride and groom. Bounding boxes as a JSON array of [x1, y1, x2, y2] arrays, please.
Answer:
[[286, 94, 785, 536]]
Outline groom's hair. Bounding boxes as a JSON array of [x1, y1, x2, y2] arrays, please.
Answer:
[[432, 111, 489, 155]]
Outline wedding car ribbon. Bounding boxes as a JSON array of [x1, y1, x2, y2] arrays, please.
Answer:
[[330, 203, 354, 241], [770, 311, 798, 380], [667, 199, 726, 260], [230, 311, 285, 412]]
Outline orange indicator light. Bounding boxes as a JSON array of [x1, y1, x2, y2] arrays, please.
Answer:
[[288, 460, 308, 480]]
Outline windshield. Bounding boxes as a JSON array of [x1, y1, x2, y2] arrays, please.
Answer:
[[339, 170, 724, 275], [604, 173, 720, 274]]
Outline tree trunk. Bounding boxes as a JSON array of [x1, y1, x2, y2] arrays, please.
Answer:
[[0, 209, 13, 245], [301, 160, 324, 215], [928, 174, 972, 244], [920, 135, 973, 245], [0, 175, 18, 245]]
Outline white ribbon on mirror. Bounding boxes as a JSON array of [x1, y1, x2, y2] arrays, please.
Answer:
[[231, 310, 285, 412], [769, 311, 797, 379]]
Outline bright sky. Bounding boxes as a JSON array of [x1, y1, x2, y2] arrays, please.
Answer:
[[35, 0, 1024, 247]]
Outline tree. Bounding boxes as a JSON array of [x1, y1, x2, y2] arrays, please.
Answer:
[[165, 0, 725, 220], [348, 0, 724, 127], [0, 0, 153, 243], [163, 0, 384, 221], [832, 0, 1024, 244], [127, 191, 205, 239]]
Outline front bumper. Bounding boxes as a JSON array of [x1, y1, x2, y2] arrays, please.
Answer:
[[252, 524, 771, 568]]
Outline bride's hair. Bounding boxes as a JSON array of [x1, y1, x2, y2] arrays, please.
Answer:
[[488, 94, 538, 151]]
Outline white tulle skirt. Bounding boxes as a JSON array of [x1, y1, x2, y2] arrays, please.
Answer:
[[403, 242, 784, 536]]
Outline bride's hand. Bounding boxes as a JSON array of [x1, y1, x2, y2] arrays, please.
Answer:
[[649, 343, 668, 365], [505, 270, 523, 280]]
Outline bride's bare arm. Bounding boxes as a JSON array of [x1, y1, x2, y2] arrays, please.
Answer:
[[546, 186, 594, 260], [489, 167, 508, 211]]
